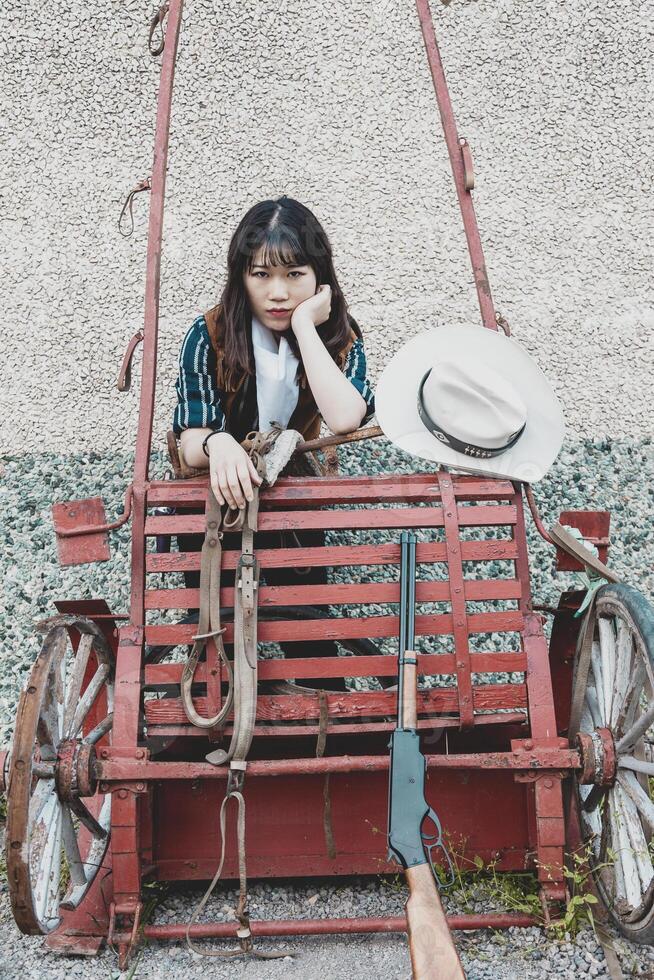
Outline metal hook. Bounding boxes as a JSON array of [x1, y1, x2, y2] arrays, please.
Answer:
[[495, 311, 511, 337], [148, 1, 170, 57], [118, 178, 151, 238]]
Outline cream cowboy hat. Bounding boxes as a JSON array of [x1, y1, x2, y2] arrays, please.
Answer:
[[375, 325, 565, 483]]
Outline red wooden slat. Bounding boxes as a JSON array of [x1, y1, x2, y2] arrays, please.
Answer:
[[144, 577, 523, 610], [144, 683, 527, 724], [145, 504, 517, 536], [143, 712, 529, 739], [146, 539, 519, 573], [144, 651, 528, 686], [438, 471, 474, 729], [146, 473, 517, 508], [144, 610, 524, 645]]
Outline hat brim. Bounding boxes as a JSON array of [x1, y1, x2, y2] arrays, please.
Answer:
[[376, 325, 565, 483]]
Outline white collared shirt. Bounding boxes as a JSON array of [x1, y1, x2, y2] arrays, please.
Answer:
[[251, 314, 300, 430]]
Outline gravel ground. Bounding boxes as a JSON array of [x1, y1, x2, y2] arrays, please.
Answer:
[[1, 436, 653, 977], [1, 827, 653, 980]]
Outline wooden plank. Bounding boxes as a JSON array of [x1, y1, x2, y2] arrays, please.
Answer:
[[144, 712, 529, 739], [146, 539, 520, 573], [438, 470, 474, 729], [147, 473, 517, 508], [144, 610, 525, 645], [144, 683, 528, 724], [144, 577, 523, 610], [145, 504, 518, 536], [144, 651, 528, 686]]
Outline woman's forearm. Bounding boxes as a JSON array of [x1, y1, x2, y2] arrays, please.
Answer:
[[293, 318, 367, 434], [179, 428, 233, 469]]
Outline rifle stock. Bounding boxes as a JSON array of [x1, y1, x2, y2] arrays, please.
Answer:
[[405, 863, 465, 980]]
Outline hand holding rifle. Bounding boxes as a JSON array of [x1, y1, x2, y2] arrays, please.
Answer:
[[387, 531, 466, 980]]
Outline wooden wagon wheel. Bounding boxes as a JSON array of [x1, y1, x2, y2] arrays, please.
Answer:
[[569, 583, 654, 943], [4, 616, 114, 935]]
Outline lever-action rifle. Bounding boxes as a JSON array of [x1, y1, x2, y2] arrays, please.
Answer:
[[387, 531, 465, 980]]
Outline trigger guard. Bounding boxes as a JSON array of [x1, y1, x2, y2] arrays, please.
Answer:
[[421, 806, 444, 843]]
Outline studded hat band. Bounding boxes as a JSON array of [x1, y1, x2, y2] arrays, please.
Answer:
[[417, 369, 526, 459]]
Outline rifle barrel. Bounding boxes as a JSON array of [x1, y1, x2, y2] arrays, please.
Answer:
[[398, 531, 409, 727], [407, 533, 416, 651]]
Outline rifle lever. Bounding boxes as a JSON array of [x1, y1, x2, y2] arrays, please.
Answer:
[[421, 806, 456, 890]]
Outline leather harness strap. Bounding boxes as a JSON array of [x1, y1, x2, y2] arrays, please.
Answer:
[[181, 487, 233, 729], [316, 690, 337, 861], [184, 426, 291, 960], [185, 787, 287, 961], [205, 493, 261, 767], [203, 427, 282, 767]]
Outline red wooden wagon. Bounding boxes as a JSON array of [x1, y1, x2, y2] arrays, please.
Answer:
[[2, 1, 653, 970]]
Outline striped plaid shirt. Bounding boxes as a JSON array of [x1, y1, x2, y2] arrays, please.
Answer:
[[172, 314, 375, 435]]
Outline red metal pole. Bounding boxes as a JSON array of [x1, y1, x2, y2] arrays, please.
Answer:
[[129, 0, 185, 627], [97, 747, 581, 783], [414, 0, 498, 331], [142, 912, 540, 940]]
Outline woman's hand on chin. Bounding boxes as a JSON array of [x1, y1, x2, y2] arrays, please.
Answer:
[[291, 284, 332, 334]]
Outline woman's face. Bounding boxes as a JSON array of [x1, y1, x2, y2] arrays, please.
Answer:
[[243, 249, 318, 332]]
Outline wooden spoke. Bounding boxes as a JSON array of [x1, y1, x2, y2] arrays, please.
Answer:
[[616, 660, 647, 740], [611, 619, 634, 728], [68, 797, 108, 840], [36, 682, 61, 755], [33, 800, 63, 928], [68, 665, 111, 738], [616, 784, 654, 895], [598, 617, 616, 725], [589, 640, 607, 725], [63, 634, 94, 737], [617, 701, 654, 755], [82, 713, 114, 746], [60, 804, 87, 887], [609, 792, 642, 909], [607, 794, 628, 904], [586, 684, 603, 729], [28, 775, 55, 828], [619, 756, 654, 777], [618, 770, 654, 836]]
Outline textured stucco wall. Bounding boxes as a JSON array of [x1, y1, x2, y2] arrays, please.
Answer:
[[1, 0, 652, 454]]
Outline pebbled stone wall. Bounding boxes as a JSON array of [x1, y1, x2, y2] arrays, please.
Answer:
[[1, 0, 652, 453]]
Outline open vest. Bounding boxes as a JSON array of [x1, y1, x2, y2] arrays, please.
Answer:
[[203, 304, 359, 443]]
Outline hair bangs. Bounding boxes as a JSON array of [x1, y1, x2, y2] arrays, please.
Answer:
[[248, 226, 307, 272]]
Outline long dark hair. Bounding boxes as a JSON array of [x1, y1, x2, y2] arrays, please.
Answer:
[[213, 196, 362, 390]]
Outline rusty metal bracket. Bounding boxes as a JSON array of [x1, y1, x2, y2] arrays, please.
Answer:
[[459, 137, 474, 190], [117, 330, 144, 392], [554, 510, 611, 572], [108, 900, 143, 969], [54, 486, 133, 538]]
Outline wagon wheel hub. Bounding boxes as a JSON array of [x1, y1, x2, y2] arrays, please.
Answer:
[[575, 727, 617, 786], [54, 739, 98, 801]]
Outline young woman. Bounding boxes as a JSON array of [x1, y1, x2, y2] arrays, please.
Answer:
[[172, 195, 375, 690]]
